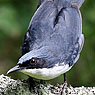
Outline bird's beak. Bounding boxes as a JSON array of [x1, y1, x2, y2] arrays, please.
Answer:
[[7, 65, 20, 75]]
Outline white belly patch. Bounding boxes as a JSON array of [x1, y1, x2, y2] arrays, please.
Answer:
[[20, 63, 72, 80]]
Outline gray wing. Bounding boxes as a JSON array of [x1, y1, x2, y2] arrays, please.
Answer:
[[52, 6, 84, 66], [38, 0, 85, 8], [21, 1, 58, 55]]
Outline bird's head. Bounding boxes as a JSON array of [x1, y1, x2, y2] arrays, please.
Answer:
[[7, 47, 71, 80], [7, 50, 47, 75]]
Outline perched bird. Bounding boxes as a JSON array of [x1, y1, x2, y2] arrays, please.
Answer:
[[7, 0, 85, 81]]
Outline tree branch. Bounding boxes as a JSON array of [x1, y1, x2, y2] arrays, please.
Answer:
[[0, 74, 95, 95]]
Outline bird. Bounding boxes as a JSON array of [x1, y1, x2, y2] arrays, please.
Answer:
[[7, 0, 85, 82]]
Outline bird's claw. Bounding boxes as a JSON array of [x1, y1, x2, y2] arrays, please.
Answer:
[[61, 81, 68, 95]]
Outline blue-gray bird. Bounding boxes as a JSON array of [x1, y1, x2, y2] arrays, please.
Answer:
[[7, 0, 85, 80]]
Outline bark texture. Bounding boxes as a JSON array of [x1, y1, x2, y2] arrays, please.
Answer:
[[0, 74, 95, 95]]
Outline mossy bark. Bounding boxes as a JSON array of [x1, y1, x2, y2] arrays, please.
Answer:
[[0, 74, 95, 95]]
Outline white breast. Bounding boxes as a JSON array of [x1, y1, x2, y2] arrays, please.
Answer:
[[20, 63, 72, 80]]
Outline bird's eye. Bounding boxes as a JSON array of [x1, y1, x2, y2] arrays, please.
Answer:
[[30, 58, 36, 64]]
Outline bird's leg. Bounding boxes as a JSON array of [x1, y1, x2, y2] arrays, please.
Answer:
[[64, 73, 67, 87], [64, 73, 66, 82], [40, 80, 46, 84], [61, 73, 68, 95], [27, 77, 36, 92], [27, 77, 46, 93]]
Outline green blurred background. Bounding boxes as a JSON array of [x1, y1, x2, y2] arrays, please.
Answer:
[[0, 0, 95, 87]]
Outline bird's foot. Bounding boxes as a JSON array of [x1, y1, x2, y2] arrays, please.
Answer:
[[27, 77, 47, 93], [27, 77, 35, 92], [61, 81, 68, 95]]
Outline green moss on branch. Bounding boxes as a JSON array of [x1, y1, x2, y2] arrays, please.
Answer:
[[0, 75, 95, 95]]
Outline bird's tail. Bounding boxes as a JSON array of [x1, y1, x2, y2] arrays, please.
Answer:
[[38, 0, 85, 8]]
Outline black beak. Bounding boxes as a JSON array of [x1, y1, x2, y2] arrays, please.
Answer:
[[7, 65, 20, 75]]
